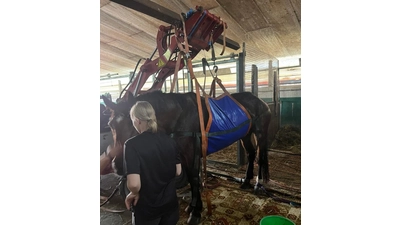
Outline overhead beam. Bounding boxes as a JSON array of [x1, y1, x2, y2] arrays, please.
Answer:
[[110, 0, 241, 50]]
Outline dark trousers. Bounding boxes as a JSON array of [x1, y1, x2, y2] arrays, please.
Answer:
[[133, 207, 179, 225]]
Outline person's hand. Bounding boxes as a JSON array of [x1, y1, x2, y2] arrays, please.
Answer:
[[125, 192, 139, 210]]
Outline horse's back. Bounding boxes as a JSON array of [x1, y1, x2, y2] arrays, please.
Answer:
[[231, 92, 270, 114]]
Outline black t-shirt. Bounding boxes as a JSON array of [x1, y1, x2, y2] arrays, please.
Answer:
[[124, 131, 180, 219]]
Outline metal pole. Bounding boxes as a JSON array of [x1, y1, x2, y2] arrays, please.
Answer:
[[118, 80, 122, 95], [236, 42, 246, 166], [236, 43, 245, 93], [251, 64, 258, 97]]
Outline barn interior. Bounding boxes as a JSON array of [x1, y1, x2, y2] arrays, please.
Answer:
[[100, 0, 301, 224]]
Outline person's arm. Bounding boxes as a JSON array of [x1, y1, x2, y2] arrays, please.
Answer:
[[124, 174, 141, 209], [124, 140, 142, 209], [126, 174, 141, 193], [176, 163, 182, 176]]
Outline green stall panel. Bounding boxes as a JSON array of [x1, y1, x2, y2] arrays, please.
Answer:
[[280, 97, 301, 127]]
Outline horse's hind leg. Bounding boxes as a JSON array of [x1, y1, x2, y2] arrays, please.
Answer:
[[240, 134, 256, 189], [256, 136, 270, 183], [253, 135, 270, 195]]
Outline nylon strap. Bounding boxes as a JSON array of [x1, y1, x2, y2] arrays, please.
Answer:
[[170, 51, 182, 93], [169, 26, 183, 93], [179, 13, 211, 214]]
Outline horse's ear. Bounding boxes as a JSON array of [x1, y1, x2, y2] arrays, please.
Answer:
[[101, 95, 117, 110]]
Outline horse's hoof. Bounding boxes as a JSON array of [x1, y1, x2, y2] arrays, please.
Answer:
[[187, 212, 201, 225], [253, 182, 264, 195], [240, 180, 252, 189], [185, 205, 193, 214], [253, 185, 261, 195]]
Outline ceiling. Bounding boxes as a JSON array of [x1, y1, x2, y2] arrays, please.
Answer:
[[100, 0, 301, 78]]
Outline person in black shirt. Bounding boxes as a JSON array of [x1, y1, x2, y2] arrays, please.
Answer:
[[124, 101, 182, 225]]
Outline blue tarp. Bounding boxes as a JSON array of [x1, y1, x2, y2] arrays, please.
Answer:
[[206, 95, 250, 155]]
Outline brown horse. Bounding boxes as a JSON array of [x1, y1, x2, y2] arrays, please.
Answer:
[[101, 90, 271, 225]]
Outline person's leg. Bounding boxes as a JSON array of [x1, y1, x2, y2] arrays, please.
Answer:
[[134, 213, 161, 225], [159, 207, 179, 225]]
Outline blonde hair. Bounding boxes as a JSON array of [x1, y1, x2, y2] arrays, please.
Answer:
[[130, 101, 157, 133]]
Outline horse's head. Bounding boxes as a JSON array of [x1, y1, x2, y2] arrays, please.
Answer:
[[101, 93, 138, 175]]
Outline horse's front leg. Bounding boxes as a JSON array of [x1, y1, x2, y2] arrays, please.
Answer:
[[186, 154, 203, 225]]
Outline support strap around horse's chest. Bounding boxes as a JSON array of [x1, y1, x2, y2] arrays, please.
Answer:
[[205, 94, 251, 155]]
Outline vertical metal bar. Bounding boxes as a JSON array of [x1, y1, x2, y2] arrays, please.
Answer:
[[236, 43, 245, 93], [182, 69, 185, 93], [187, 71, 193, 92], [251, 64, 258, 97], [268, 60, 273, 88], [118, 80, 122, 95], [236, 43, 246, 166], [274, 69, 281, 128]]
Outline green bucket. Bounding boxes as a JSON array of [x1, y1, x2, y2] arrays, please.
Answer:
[[260, 215, 295, 225]]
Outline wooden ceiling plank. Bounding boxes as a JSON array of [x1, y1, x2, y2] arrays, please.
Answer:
[[151, 0, 220, 12], [101, 69, 117, 75], [102, 2, 161, 37], [100, 62, 136, 76], [109, 40, 154, 58], [249, 28, 289, 58], [101, 52, 137, 65], [100, 24, 155, 54], [100, 24, 154, 48], [100, 0, 111, 8], [216, 0, 269, 32], [100, 33, 116, 43], [100, 10, 142, 36], [101, 60, 135, 70], [282, 0, 301, 28], [181, 0, 220, 10], [101, 42, 143, 61], [101, 64, 123, 73]]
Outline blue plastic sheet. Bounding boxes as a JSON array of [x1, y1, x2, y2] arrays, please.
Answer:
[[206, 95, 250, 155]]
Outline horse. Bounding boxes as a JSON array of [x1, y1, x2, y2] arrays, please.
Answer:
[[101, 90, 272, 225]]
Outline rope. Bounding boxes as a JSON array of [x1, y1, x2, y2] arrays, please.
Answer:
[[100, 177, 124, 211]]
